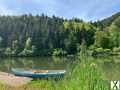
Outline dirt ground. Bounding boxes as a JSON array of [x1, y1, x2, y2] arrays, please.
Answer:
[[0, 72, 32, 87]]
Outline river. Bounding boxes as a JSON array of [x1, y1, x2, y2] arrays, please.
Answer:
[[0, 56, 120, 80]]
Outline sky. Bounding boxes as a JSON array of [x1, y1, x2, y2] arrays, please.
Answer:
[[0, 0, 120, 21]]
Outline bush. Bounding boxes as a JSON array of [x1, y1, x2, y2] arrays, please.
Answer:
[[4, 47, 12, 56], [104, 49, 111, 52], [52, 48, 67, 56], [95, 48, 104, 52], [18, 49, 33, 56], [113, 47, 120, 52], [92, 48, 111, 56], [88, 45, 95, 50]]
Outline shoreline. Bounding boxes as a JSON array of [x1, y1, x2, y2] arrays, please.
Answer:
[[0, 72, 32, 87]]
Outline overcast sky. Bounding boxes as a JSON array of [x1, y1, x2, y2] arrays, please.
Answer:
[[0, 0, 120, 21]]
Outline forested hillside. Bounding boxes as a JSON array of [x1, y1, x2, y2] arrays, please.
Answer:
[[0, 12, 120, 56]]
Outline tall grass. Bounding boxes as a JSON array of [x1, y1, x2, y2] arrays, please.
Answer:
[[0, 57, 109, 90]]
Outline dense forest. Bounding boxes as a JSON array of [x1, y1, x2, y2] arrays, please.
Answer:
[[0, 12, 120, 56]]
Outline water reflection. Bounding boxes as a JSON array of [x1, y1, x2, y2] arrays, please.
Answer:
[[0, 57, 73, 72], [0, 56, 120, 80], [95, 56, 120, 80]]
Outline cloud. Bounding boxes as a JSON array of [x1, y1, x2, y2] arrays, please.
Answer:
[[85, 0, 120, 21], [0, 4, 17, 15], [0, 0, 119, 21]]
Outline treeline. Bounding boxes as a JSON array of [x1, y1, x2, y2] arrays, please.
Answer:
[[0, 13, 120, 56]]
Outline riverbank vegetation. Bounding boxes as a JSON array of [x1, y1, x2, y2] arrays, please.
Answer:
[[0, 12, 120, 56], [0, 56, 109, 90]]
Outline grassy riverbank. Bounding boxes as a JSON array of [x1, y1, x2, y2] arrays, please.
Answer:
[[0, 57, 109, 90]]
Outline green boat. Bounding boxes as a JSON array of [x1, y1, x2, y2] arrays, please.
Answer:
[[11, 68, 66, 79]]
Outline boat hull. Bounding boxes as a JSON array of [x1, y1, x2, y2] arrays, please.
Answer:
[[11, 68, 66, 79]]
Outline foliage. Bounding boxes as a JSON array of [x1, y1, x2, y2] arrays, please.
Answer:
[[0, 15, 97, 56], [113, 47, 120, 52], [4, 47, 12, 56], [0, 36, 3, 48], [108, 17, 120, 48], [52, 48, 67, 56], [25, 37, 32, 50], [19, 49, 33, 56], [0, 13, 119, 56], [18, 38, 36, 56], [94, 31, 110, 49], [11, 40, 19, 55], [92, 48, 111, 56]]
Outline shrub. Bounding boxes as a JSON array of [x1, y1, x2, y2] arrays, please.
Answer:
[[52, 48, 67, 56], [95, 48, 104, 52], [18, 49, 33, 56], [92, 48, 111, 56], [113, 47, 120, 52], [4, 47, 12, 56]]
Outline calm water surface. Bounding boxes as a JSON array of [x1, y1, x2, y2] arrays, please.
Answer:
[[0, 56, 75, 72], [0, 56, 120, 80]]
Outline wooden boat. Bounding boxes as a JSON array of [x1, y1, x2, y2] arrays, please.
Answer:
[[11, 68, 66, 79]]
